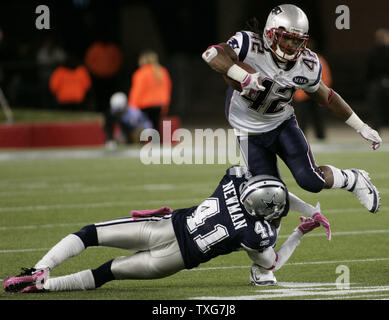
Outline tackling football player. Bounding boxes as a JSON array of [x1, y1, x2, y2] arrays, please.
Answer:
[[202, 4, 382, 216], [3, 166, 327, 293]]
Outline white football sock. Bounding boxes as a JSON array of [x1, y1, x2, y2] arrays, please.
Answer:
[[325, 165, 356, 190], [289, 192, 318, 217], [34, 234, 85, 271], [276, 225, 281, 236], [273, 230, 302, 271], [44, 270, 95, 291]]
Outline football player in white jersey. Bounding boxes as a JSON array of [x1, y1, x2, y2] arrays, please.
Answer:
[[202, 4, 382, 285], [202, 4, 381, 214]]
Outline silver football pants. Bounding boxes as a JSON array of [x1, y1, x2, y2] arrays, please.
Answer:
[[94, 216, 185, 279]]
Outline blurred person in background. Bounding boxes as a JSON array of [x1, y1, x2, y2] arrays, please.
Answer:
[[49, 54, 91, 110], [366, 28, 389, 133], [8, 39, 37, 107], [128, 50, 172, 134], [106, 92, 152, 148], [0, 27, 6, 93], [36, 34, 67, 109], [85, 34, 123, 142], [294, 39, 332, 141], [0, 27, 13, 123]]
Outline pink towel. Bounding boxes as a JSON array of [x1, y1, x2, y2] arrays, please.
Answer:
[[131, 206, 173, 220]]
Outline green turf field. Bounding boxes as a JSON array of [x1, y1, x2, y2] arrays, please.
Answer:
[[0, 147, 388, 301]]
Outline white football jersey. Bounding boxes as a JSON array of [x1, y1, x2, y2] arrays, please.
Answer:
[[225, 31, 322, 133]]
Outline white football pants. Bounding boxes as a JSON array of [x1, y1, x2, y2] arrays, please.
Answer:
[[95, 216, 185, 279]]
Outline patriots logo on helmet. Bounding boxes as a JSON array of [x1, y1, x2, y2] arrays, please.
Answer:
[[228, 37, 240, 49], [271, 6, 283, 15]]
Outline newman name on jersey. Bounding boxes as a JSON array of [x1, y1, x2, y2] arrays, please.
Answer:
[[225, 31, 322, 133]]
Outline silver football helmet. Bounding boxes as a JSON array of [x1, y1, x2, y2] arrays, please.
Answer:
[[263, 4, 309, 61], [110, 92, 128, 114], [240, 175, 288, 221]]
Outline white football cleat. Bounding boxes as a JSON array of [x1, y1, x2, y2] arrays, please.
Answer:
[[250, 264, 277, 286], [349, 169, 380, 213]]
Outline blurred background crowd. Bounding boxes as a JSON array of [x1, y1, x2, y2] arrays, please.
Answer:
[[0, 0, 388, 143]]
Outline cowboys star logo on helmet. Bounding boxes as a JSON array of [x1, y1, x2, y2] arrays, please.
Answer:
[[240, 175, 289, 221], [263, 195, 279, 210]]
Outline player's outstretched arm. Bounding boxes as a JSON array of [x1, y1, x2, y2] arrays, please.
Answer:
[[307, 81, 382, 150], [289, 193, 331, 240], [244, 217, 320, 272]]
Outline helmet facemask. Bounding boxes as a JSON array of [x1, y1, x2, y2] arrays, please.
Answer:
[[263, 4, 310, 62], [267, 27, 309, 62]]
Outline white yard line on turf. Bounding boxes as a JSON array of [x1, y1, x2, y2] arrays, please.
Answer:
[[0, 222, 90, 231], [0, 198, 387, 213], [0, 182, 212, 197], [183, 257, 389, 272], [0, 143, 388, 162], [192, 287, 389, 300], [1, 221, 389, 241], [311, 293, 389, 300], [1, 256, 388, 282], [0, 184, 388, 198], [0, 198, 205, 212]]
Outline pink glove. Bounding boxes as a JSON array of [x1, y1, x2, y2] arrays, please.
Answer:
[[131, 206, 173, 220], [312, 202, 331, 241], [296, 216, 320, 235]]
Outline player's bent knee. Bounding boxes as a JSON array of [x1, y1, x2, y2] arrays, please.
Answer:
[[73, 224, 98, 248], [294, 171, 325, 193]]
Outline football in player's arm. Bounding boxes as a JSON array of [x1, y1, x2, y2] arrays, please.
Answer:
[[3, 166, 329, 293]]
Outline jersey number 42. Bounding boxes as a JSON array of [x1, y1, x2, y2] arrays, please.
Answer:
[[243, 78, 295, 114]]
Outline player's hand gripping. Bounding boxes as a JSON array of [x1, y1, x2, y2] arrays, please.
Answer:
[[357, 124, 382, 150], [296, 216, 320, 236], [311, 202, 331, 241], [240, 72, 265, 99]]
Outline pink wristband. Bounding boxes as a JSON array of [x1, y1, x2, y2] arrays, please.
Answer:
[[207, 45, 225, 51], [241, 74, 251, 87], [319, 88, 334, 107]]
